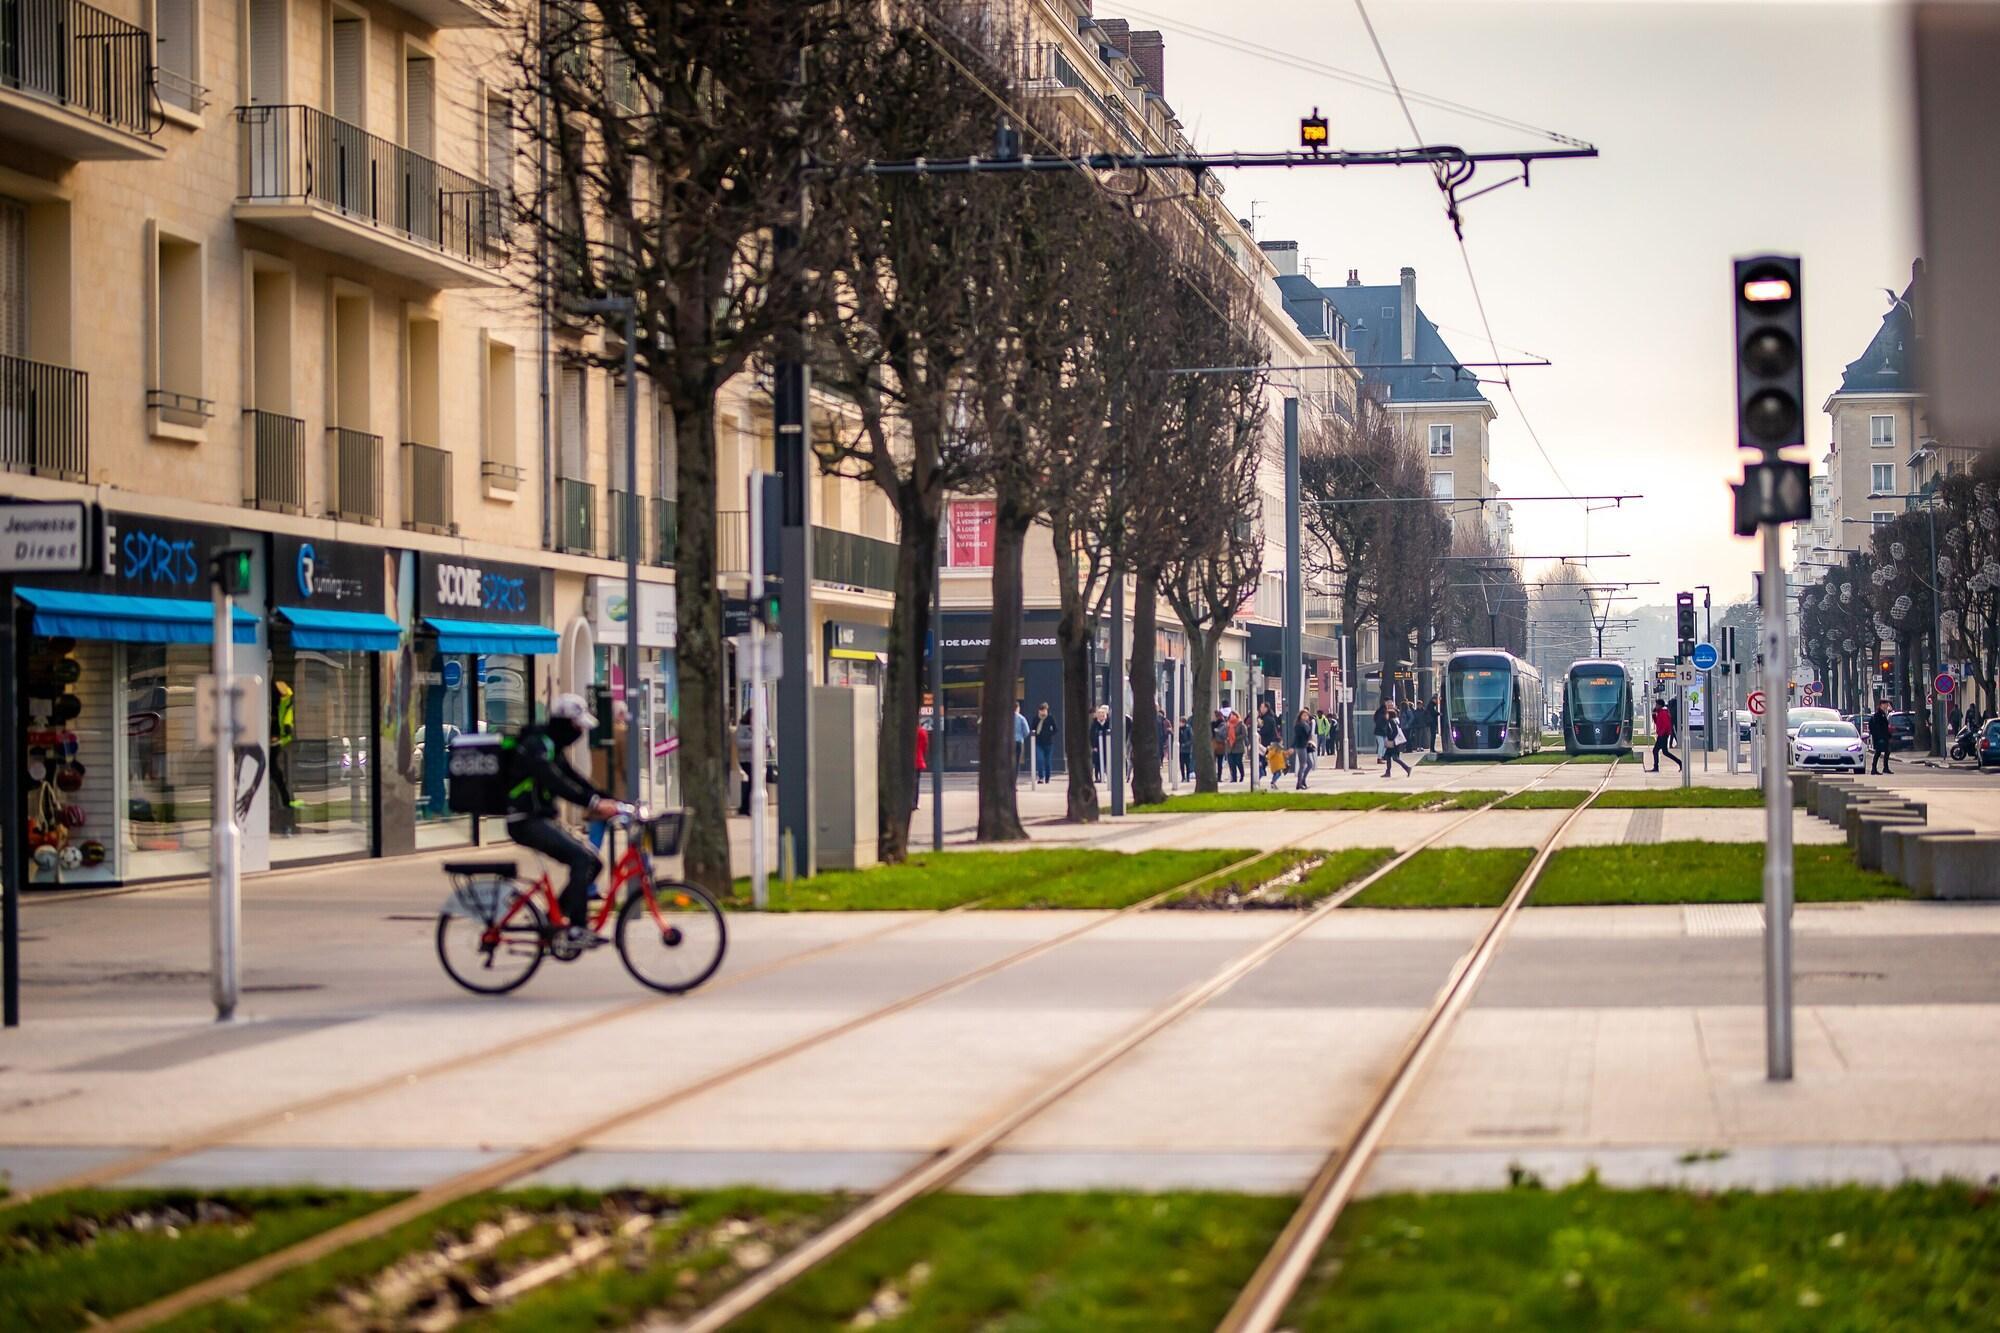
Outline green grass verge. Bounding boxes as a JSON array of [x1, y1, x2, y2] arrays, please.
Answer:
[[1594, 787, 1766, 808], [1131, 790, 1400, 813], [1493, 788, 1589, 810], [721, 848, 1121, 911], [1506, 750, 1622, 764], [1, 1188, 394, 1331], [1382, 789, 1506, 812], [1534, 842, 1908, 906], [1345, 847, 1536, 908], [143, 1188, 849, 1333], [1279, 848, 1400, 904], [731, 1191, 1296, 1332], [1159, 849, 1318, 905], [980, 848, 1251, 909], [1285, 1180, 2000, 1331]]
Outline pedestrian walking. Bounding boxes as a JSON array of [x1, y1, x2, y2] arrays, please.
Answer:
[[1329, 710, 1343, 767], [1651, 699, 1682, 772], [1154, 707, 1169, 777], [1256, 701, 1279, 781], [1013, 702, 1030, 782], [1224, 709, 1247, 782], [913, 719, 929, 809], [1371, 699, 1389, 764], [734, 708, 757, 816], [1868, 698, 1894, 775], [1179, 716, 1195, 782], [1031, 702, 1058, 784], [1292, 708, 1314, 790], [1091, 705, 1111, 781], [1380, 703, 1412, 777], [1424, 696, 1441, 752]]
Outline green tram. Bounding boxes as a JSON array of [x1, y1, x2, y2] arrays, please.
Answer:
[[1440, 650, 1544, 759], [1563, 659, 1635, 755]]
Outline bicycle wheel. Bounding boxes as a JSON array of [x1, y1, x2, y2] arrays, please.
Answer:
[[436, 886, 547, 995], [615, 877, 727, 994]]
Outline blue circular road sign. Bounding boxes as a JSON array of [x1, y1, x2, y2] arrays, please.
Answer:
[[1935, 672, 1956, 696], [441, 660, 464, 690], [1691, 642, 1718, 671]]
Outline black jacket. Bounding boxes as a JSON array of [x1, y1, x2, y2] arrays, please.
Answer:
[[507, 722, 608, 818], [1292, 720, 1312, 749], [1031, 714, 1058, 747], [1867, 711, 1891, 746], [1257, 712, 1279, 745]]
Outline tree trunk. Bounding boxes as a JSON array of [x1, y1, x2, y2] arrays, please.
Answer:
[[673, 400, 730, 896], [1055, 601, 1100, 822], [1128, 570, 1165, 806], [977, 505, 1030, 842], [877, 491, 940, 862], [1187, 623, 1221, 793]]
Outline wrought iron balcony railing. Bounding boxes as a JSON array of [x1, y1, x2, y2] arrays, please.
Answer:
[[556, 476, 596, 554], [0, 351, 87, 481], [0, 0, 154, 138], [244, 408, 305, 513], [607, 488, 639, 561], [327, 426, 382, 523], [812, 525, 897, 594], [651, 496, 677, 566], [403, 441, 453, 534]]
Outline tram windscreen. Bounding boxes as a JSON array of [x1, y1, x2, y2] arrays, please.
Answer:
[[1449, 662, 1511, 724], [1570, 673, 1624, 724]]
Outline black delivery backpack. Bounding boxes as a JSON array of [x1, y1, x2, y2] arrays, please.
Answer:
[[446, 733, 515, 815]]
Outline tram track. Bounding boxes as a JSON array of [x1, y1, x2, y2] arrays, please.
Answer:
[[70, 760, 1576, 1330]]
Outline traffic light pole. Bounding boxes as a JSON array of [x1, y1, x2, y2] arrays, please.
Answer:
[[1760, 519, 1794, 1080], [749, 473, 769, 909], [210, 579, 240, 1022]]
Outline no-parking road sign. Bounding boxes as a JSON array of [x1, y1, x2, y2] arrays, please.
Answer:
[[1935, 672, 1956, 697], [1747, 690, 1767, 715]]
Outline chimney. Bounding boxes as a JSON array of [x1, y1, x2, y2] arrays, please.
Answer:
[[1399, 266, 1417, 362], [1128, 30, 1165, 97], [1346, 268, 1360, 286], [1259, 240, 1300, 276]]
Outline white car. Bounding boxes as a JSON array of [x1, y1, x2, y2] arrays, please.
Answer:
[[1784, 706, 1844, 742], [1791, 720, 1866, 772]]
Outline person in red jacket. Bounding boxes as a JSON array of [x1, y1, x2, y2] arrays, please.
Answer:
[[1651, 699, 1682, 772], [913, 720, 930, 809]]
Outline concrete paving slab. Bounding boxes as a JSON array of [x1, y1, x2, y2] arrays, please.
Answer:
[[1434, 810, 1565, 848], [1361, 1142, 2000, 1196], [531, 1149, 924, 1194], [959, 1150, 1322, 1195]]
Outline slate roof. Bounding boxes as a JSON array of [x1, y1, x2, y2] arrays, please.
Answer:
[[1834, 264, 1921, 396], [1323, 283, 1490, 405]]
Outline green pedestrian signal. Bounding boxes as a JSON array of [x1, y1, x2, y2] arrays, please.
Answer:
[[210, 547, 254, 595]]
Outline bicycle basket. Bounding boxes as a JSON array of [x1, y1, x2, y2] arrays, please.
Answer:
[[644, 810, 686, 857], [444, 867, 516, 923]]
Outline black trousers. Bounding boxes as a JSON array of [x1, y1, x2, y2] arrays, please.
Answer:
[[1871, 743, 1892, 773], [508, 816, 601, 929], [1653, 734, 1682, 770]]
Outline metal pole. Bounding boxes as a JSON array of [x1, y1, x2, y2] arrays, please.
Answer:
[[1111, 573, 1125, 816], [1680, 657, 1692, 790], [623, 307, 641, 806], [773, 335, 814, 875], [1760, 520, 1794, 1079], [1, 580, 19, 1027], [211, 584, 240, 1022], [1929, 506, 1943, 758], [931, 561, 943, 851], [749, 474, 768, 909], [1283, 397, 1302, 732]]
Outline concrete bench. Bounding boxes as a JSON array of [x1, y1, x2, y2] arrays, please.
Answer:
[[1881, 825, 1972, 883], [1902, 833, 1990, 896], [1930, 837, 2000, 900], [1816, 781, 1867, 825], [1842, 800, 1921, 847], [1854, 811, 1927, 871]]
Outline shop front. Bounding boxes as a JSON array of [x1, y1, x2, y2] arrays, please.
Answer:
[[825, 620, 889, 690], [408, 554, 557, 848], [587, 575, 678, 809], [266, 536, 400, 865], [14, 513, 261, 887], [932, 610, 1071, 773]]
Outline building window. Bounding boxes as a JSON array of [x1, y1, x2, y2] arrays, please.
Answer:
[[1869, 414, 1894, 448], [483, 335, 517, 486], [558, 364, 586, 478], [1872, 511, 1894, 528], [1428, 424, 1453, 456], [152, 0, 202, 113], [1871, 463, 1895, 497], [147, 225, 206, 432], [1429, 471, 1453, 500], [403, 50, 436, 157]]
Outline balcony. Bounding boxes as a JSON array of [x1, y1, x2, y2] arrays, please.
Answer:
[[326, 427, 382, 523], [812, 526, 897, 594], [244, 409, 304, 514], [0, 0, 162, 160], [234, 104, 504, 288], [402, 441, 454, 534], [606, 488, 640, 561], [385, 0, 504, 29], [0, 352, 87, 481], [556, 476, 595, 554], [716, 508, 747, 575], [651, 496, 676, 565]]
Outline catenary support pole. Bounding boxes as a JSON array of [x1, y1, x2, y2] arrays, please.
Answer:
[[211, 584, 239, 1022], [622, 307, 641, 807], [773, 328, 814, 876], [1283, 396, 1302, 736], [931, 557, 943, 851], [1111, 571, 1125, 816], [1761, 523, 1794, 1079], [749, 474, 768, 909]]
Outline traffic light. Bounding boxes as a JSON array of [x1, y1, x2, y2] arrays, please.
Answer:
[[755, 589, 781, 630], [1676, 592, 1696, 658], [1878, 655, 1895, 675], [1733, 255, 1804, 452], [209, 547, 253, 595]]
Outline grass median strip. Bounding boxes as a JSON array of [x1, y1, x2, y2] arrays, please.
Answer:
[[1344, 847, 1537, 909], [980, 848, 1250, 909], [730, 1191, 1295, 1332], [1158, 848, 1397, 910], [1283, 1179, 2000, 1331], [1506, 750, 1620, 764], [1132, 791, 1401, 813], [1, 1188, 393, 1331], [1594, 787, 1766, 808], [1493, 789, 1590, 810], [1533, 842, 1908, 905], [1383, 789, 1507, 812], [720, 848, 1115, 911]]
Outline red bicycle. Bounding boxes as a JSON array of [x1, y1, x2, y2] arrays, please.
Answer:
[[435, 806, 726, 995]]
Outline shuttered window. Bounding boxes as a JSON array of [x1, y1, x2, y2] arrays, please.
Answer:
[[331, 19, 363, 125], [484, 93, 511, 191], [155, 0, 197, 111], [404, 55, 435, 156], [248, 0, 285, 104], [0, 198, 24, 358], [653, 393, 676, 498], [559, 365, 585, 478], [608, 379, 630, 489]]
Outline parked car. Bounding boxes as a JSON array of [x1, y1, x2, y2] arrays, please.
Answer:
[[1784, 706, 1843, 742], [1978, 719, 2000, 772], [1886, 711, 1918, 751], [1736, 709, 1754, 741], [1791, 720, 1866, 773]]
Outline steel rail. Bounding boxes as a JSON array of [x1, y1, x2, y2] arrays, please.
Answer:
[[1216, 755, 1622, 1332]]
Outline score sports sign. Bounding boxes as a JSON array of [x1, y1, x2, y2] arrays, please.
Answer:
[[418, 553, 549, 625]]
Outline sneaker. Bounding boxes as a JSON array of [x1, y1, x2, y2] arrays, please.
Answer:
[[565, 926, 609, 950]]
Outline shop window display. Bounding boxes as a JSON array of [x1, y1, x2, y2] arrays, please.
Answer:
[[267, 639, 373, 862], [125, 642, 216, 880], [23, 637, 118, 885], [415, 651, 475, 848]]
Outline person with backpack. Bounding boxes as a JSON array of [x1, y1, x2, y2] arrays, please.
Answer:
[[506, 693, 621, 950]]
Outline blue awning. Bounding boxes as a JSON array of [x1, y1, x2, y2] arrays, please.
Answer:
[[17, 587, 259, 645], [277, 606, 403, 652], [425, 617, 559, 655]]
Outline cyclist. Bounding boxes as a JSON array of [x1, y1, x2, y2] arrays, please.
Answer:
[[507, 693, 621, 948]]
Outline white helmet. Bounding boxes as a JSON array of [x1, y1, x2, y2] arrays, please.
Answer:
[[550, 692, 598, 731]]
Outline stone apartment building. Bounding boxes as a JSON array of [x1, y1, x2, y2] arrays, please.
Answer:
[[0, 0, 898, 884]]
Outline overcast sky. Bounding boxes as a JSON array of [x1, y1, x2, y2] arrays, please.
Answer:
[[1120, 0, 1919, 607]]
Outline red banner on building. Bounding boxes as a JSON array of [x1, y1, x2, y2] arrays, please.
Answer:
[[949, 500, 995, 568]]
